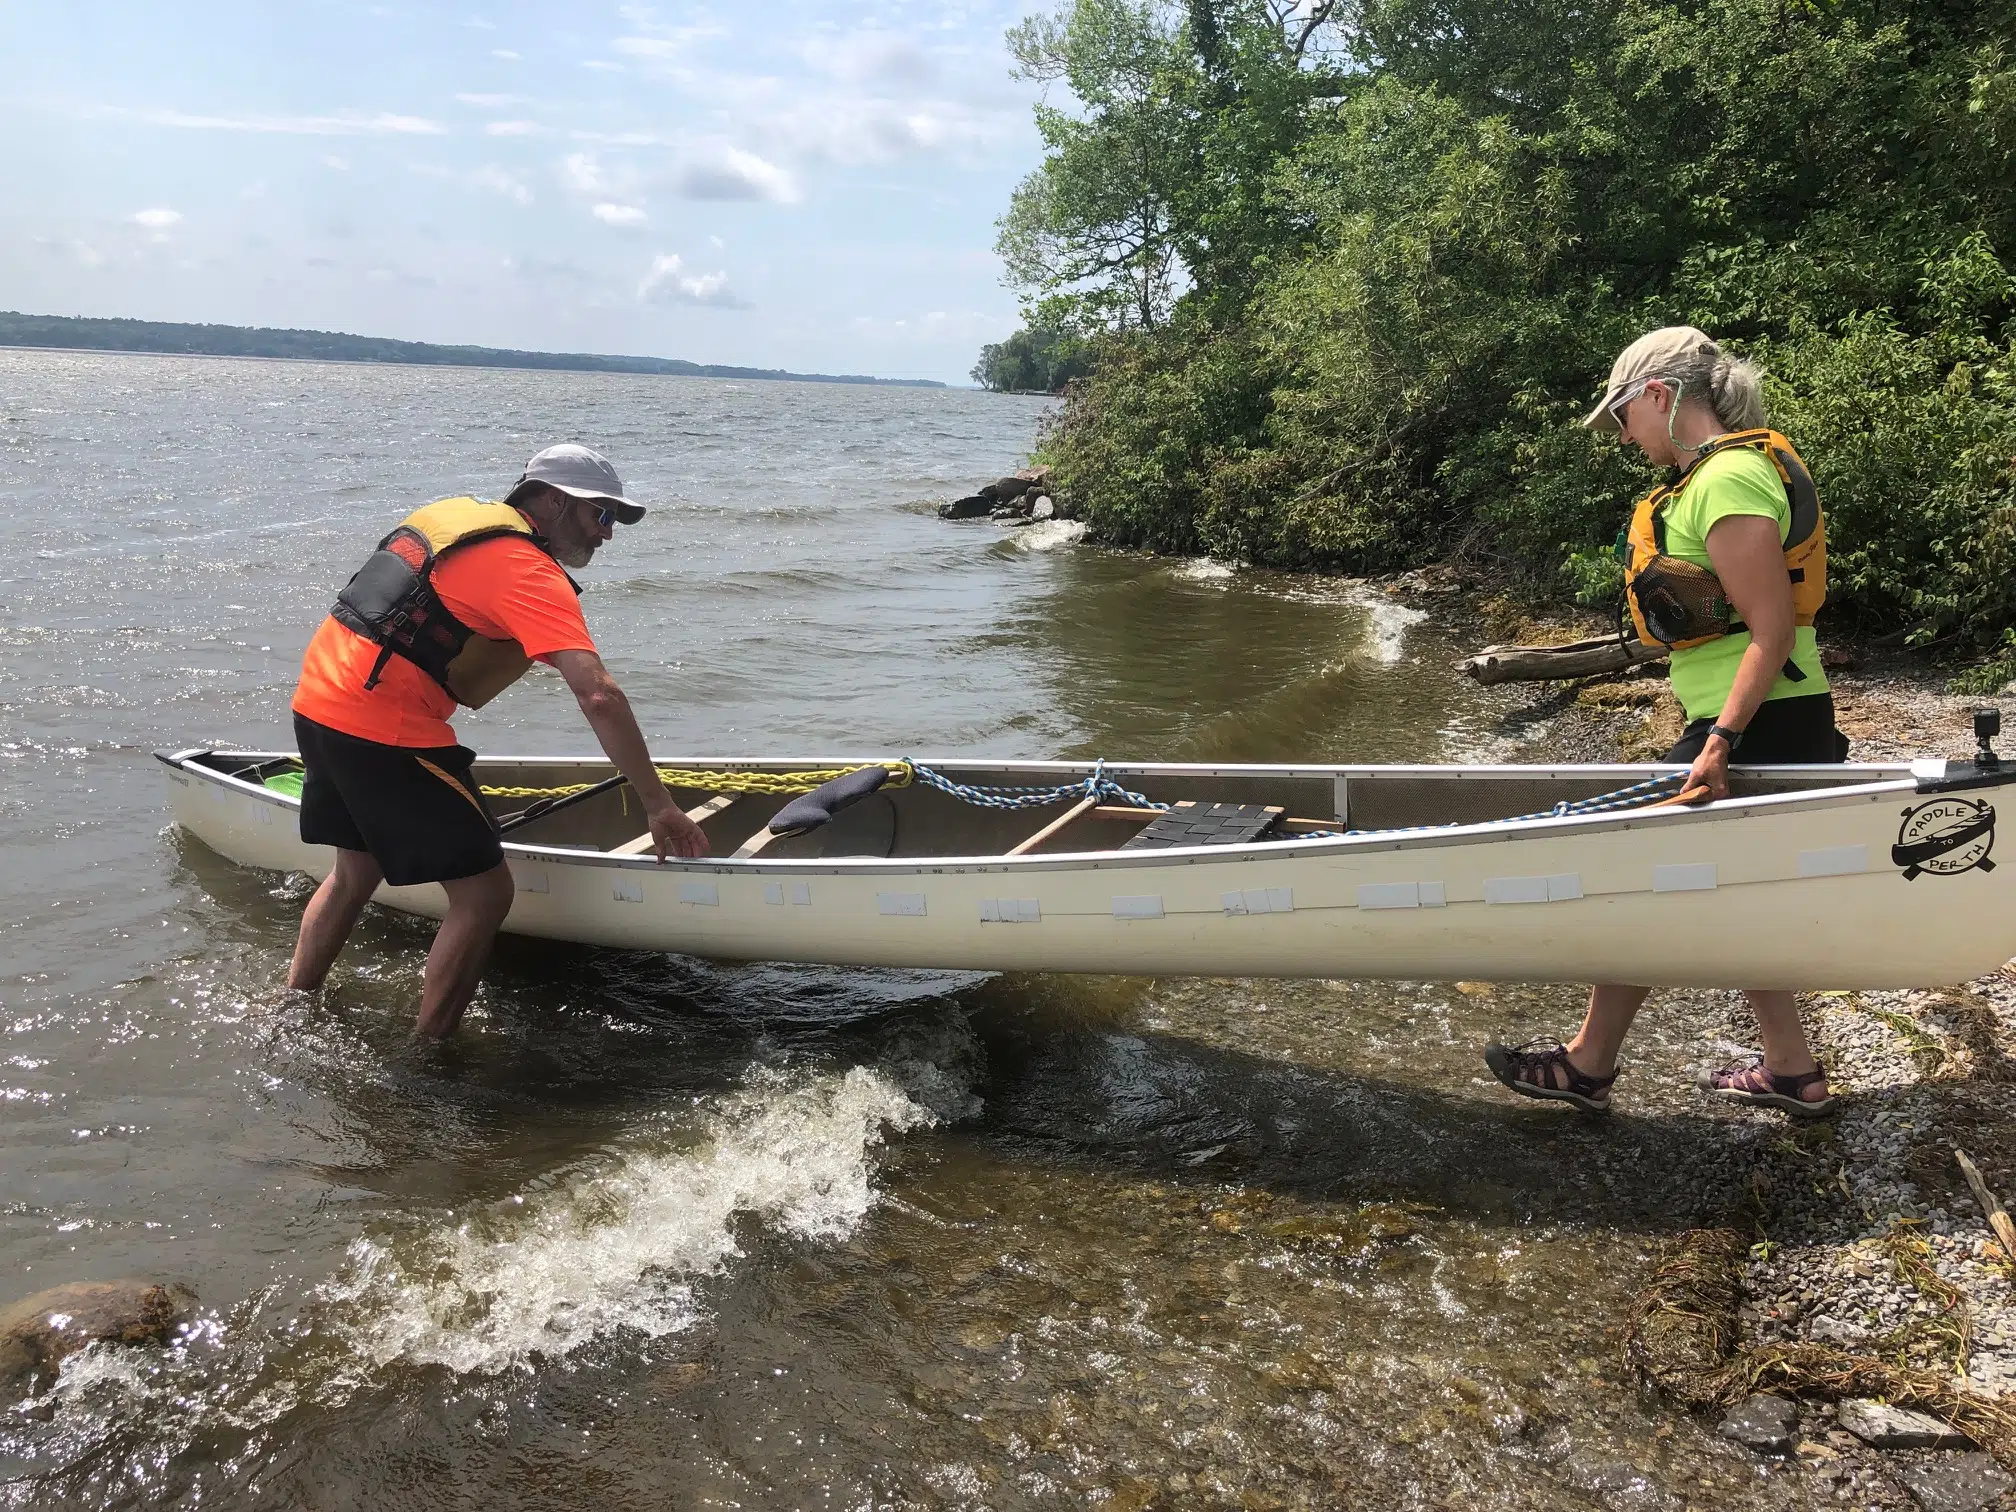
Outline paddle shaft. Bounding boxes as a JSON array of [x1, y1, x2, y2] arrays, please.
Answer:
[[497, 773, 629, 835]]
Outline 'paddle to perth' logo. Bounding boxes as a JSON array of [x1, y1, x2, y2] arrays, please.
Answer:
[[1892, 797, 1997, 880]]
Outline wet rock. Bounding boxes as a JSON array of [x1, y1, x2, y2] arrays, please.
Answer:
[[1718, 1393, 1799, 1454], [1836, 1398, 1972, 1450], [985, 476, 1032, 503], [0, 1280, 197, 1395], [1259, 1205, 1416, 1252], [649, 1360, 714, 1393], [1558, 1451, 1683, 1512], [1891, 1453, 2014, 1512], [1030, 495, 1055, 520], [938, 494, 994, 520]]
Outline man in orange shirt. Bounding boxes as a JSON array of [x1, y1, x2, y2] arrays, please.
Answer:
[[287, 443, 708, 1037]]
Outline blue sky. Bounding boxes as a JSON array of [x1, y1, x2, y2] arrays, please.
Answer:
[[0, 2, 1048, 383]]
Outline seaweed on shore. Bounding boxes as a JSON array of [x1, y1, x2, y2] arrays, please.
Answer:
[[1621, 1226, 2016, 1467]]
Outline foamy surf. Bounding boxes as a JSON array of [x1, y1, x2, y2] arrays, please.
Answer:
[[327, 1064, 933, 1376], [1009, 518, 1086, 551]]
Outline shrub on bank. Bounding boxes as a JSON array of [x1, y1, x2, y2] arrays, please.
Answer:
[[1013, 0, 2016, 659]]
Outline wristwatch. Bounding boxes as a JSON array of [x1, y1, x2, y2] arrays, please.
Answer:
[[1707, 723, 1745, 750]]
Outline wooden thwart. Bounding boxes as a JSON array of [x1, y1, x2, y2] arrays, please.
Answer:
[[1007, 796, 1099, 856], [611, 794, 739, 856]]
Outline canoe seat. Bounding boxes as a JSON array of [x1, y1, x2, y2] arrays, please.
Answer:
[[766, 765, 890, 835], [1120, 802, 1284, 851], [610, 794, 739, 855]]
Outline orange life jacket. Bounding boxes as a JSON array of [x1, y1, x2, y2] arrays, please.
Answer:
[[1623, 428, 1826, 651], [327, 497, 578, 707]]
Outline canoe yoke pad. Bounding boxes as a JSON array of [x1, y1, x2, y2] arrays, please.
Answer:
[[767, 765, 891, 834], [1121, 802, 1284, 851]]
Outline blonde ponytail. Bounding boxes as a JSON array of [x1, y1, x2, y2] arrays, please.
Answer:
[[1708, 355, 1766, 430]]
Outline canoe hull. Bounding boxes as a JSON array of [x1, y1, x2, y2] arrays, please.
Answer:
[[158, 751, 2016, 989]]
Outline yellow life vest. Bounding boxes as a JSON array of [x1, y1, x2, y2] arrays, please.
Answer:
[[328, 497, 578, 708], [1623, 428, 1826, 651]]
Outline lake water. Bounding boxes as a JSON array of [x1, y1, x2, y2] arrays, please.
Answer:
[[0, 351, 1828, 1508]]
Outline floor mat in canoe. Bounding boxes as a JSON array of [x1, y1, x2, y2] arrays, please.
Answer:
[[1120, 801, 1284, 850]]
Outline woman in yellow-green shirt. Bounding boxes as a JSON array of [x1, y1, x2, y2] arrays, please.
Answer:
[[1484, 326, 1848, 1119]]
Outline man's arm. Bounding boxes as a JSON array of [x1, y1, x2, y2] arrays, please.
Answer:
[[547, 650, 708, 860]]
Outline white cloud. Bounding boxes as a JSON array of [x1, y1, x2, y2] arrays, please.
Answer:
[[593, 203, 648, 226], [131, 207, 183, 229], [493, 48, 521, 60], [92, 105, 446, 136], [708, 234, 725, 249], [485, 119, 546, 136], [581, 60, 625, 72], [638, 252, 748, 308], [801, 31, 938, 88], [561, 152, 621, 195], [455, 92, 525, 107], [471, 165, 532, 204], [322, 154, 350, 171], [674, 147, 799, 204]]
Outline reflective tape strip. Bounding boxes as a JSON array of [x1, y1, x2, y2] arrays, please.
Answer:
[[1652, 862, 1717, 893], [1799, 845, 1869, 878], [1484, 873, 1582, 904], [980, 898, 1041, 923]]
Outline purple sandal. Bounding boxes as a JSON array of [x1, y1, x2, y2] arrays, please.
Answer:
[[1698, 1057, 1838, 1118], [1483, 1038, 1618, 1114]]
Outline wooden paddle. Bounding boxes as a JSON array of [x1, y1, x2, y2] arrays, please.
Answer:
[[1645, 783, 1713, 809]]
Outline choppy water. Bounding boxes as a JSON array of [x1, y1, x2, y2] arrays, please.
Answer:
[[0, 351, 1827, 1508]]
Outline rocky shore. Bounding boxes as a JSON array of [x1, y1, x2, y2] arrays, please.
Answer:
[[936, 466, 1074, 525], [1422, 574, 2016, 1508]]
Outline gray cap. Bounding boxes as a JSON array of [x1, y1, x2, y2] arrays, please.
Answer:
[[1584, 325, 1718, 431], [517, 443, 644, 523]]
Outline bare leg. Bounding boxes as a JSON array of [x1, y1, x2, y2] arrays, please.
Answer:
[[1562, 983, 1654, 1080], [412, 863, 515, 1039], [289, 849, 384, 990], [1743, 989, 1829, 1100]]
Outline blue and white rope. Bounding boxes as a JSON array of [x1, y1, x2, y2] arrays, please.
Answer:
[[1285, 771, 1692, 838], [908, 761, 1688, 837], [908, 759, 1167, 814]]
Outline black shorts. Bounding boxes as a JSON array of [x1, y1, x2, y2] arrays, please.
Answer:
[[294, 713, 503, 886], [1665, 691, 1850, 765]]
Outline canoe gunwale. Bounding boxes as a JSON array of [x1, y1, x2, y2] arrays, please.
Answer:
[[155, 747, 1963, 876]]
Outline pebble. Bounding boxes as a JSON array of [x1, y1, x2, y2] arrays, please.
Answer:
[[1835, 1398, 1971, 1450], [1718, 1394, 1800, 1455], [1890, 1452, 2015, 1512]]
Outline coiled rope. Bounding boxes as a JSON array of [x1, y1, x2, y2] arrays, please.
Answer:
[[479, 762, 916, 801], [905, 758, 1168, 813]]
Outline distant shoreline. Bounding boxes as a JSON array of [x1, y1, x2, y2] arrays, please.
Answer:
[[0, 312, 947, 389]]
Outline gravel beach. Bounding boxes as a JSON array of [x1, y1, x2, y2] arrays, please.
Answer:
[[1483, 618, 2016, 1507]]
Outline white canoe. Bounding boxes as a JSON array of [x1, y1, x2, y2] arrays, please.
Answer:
[[157, 747, 2016, 990]]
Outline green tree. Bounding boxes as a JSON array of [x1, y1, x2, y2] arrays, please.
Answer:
[[1020, 0, 2016, 659], [971, 326, 1097, 391]]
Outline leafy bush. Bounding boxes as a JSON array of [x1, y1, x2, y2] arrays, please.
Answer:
[[1006, 0, 2016, 654]]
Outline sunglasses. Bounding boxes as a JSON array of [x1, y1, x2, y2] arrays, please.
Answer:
[[1607, 378, 1652, 428], [576, 497, 617, 529]]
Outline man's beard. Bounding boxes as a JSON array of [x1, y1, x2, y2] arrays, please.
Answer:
[[552, 537, 596, 569]]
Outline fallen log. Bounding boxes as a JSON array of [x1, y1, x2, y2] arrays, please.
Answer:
[[1460, 634, 1667, 685]]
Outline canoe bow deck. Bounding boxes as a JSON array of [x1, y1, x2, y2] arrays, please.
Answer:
[[157, 748, 2016, 990]]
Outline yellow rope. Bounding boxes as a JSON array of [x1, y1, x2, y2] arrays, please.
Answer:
[[480, 761, 913, 801]]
